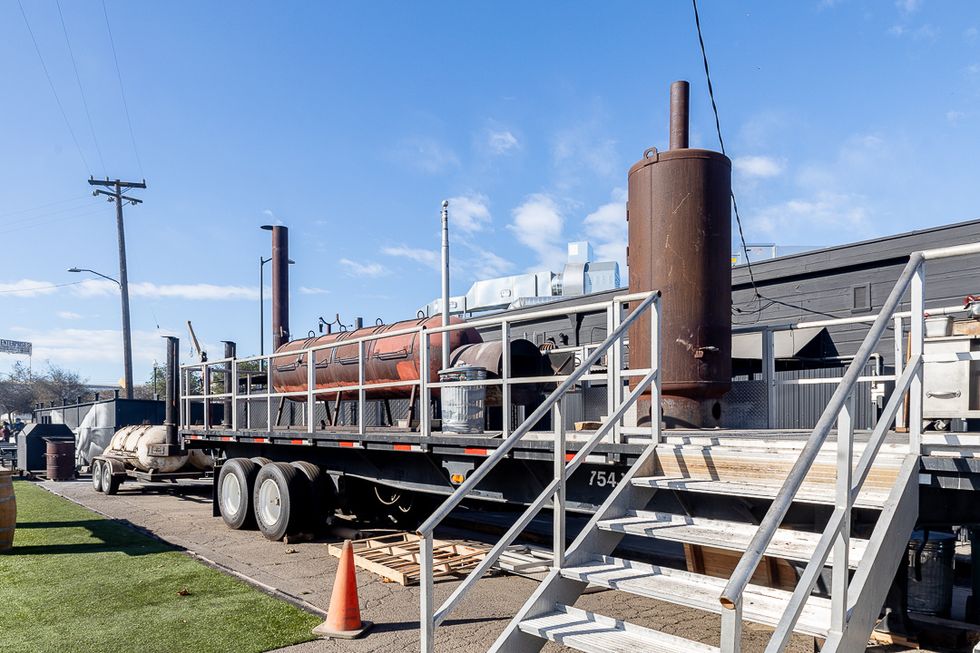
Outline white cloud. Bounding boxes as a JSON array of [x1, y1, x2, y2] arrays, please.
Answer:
[[338, 258, 388, 278], [57, 311, 83, 320], [749, 191, 873, 243], [583, 190, 627, 271], [947, 110, 966, 125], [446, 194, 492, 233], [7, 327, 170, 369], [734, 155, 785, 179], [73, 279, 259, 301], [466, 248, 514, 279], [889, 23, 938, 39], [392, 137, 459, 174], [382, 246, 440, 270], [0, 279, 63, 297], [966, 27, 978, 41], [299, 286, 330, 295], [896, 0, 921, 13], [508, 194, 566, 270], [487, 129, 519, 154]]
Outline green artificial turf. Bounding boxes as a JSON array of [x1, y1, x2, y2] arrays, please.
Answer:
[[0, 481, 320, 653]]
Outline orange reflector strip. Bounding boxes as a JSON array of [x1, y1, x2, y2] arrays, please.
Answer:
[[565, 453, 575, 462], [289, 439, 305, 445], [393, 444, 411, 451], [339, 441, 355, 448], [220, 436, 234, 442], [464, 448, 488, 456]]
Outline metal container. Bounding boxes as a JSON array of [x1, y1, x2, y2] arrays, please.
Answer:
[[44, 438, 75, 481], [627, 80, 732, 427], [439, 366, 487, 433], [272, 315, 482, 400], [449, 339, 547, 405], [105, 424, 194, 474], [0, 470, 14, 552], [925, 315, 953, 338], [907, 530, 956, 617]]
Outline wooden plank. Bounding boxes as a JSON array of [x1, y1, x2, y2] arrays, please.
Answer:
[[328, 532, 487, 585]]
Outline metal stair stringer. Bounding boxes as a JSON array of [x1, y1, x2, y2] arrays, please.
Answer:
[[822, 454, 919, 653], [487, 440, 662, 653]]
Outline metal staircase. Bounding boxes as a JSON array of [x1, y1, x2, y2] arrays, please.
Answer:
[[418, 244, 980, 652]]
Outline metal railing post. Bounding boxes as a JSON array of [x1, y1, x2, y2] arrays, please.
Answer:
[[893, 315, 905, 430], [501, 320, 511, 437], [762, 327, 776, 429], [650, 296, 662, 443], [266, 355, 272, 431], [203, 363, 210, 430], [720, 597, 742, 653], [357, 341, 366, 435], [307, 351, 315, 433], [420, 531, 434, 653], [554, 397, 566, 568], [612, 301, 623, 442], [831, 392, 855, 636], [179, 368, 186, 428], [231, 358, 238, 431], [910, 263, 925, 454], [606, 303, 616, 442], [420, 329, 430, 436]]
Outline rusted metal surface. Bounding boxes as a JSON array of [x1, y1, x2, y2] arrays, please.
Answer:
[[450, 339, 548, 405], [669, 80, 690, 150], [627, 80, 732, 427], [272, 315, 482, 400], [270, 225, 290, 350], [44, 438, 75, 481]]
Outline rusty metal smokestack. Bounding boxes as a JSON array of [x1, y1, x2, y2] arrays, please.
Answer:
[[669, 80, 689, 150], [163, 336, 179, 448], [270, 226, 290, 350]]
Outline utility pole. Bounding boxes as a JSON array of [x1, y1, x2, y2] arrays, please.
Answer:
[[88, 176, 146, 399]]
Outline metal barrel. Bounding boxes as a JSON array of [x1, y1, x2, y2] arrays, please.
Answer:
[[907, 531, 956, 617], [0, 470, 15, 552], [439, 366, 487, 434], [44, 439, 76, 481]]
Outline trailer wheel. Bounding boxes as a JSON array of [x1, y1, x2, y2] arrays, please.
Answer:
[[218, 458, 259, 529], [253, 462, 308, 541], [291, 461, 331, 527], [250, 457, 272, 467], [91, 460, 104, 493], [102, 461, 121, 495]]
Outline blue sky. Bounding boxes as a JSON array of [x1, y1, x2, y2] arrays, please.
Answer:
[[1, 1, 978, 386]]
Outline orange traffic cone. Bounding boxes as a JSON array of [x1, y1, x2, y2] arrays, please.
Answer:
[[313, 539, 373, 639]]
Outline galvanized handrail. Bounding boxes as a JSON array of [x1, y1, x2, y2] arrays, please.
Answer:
[[716, 242, 980, 651], [417, 290, 660, 653]]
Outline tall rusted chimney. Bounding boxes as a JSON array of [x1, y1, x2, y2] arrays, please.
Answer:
[[669, 80, 690, 150], [268, 226, 290, 351]]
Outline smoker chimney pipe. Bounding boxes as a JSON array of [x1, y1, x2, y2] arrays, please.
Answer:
[[270, 226, 290, 350], [164, 336, 179, 448], [440, 200, 450, 369], [221, 341, 236, 428], [669, 80, 690, 150]]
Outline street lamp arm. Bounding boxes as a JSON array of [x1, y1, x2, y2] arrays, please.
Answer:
[[68, 267, 120, 286]]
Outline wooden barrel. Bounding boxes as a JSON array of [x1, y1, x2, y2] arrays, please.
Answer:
[[0, 470, 15, 552], [45, 439, 76, 481]]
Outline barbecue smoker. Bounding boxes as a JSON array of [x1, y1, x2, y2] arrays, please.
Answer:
[[627, 80, 733, 427]]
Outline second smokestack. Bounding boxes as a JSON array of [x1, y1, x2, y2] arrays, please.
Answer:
[[270, 226, 290, 351], [669, 80, 690, 150]]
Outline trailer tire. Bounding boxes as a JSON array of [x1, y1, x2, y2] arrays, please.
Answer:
[[91, 460, 104, 493], [253, 462, 308, 541], [102, 461, 121, 495], [218, 458, 259, 530], [290, 461, 330, 527], [250, 457, 272, 467]]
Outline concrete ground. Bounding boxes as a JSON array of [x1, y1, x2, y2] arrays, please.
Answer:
[[39, 478, 929, 653]]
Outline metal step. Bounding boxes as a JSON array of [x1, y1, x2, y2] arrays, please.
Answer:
[[518, 603, 719, 653], [632, 475, 888, 509], [561, 555, 831, 638], [597, 509, 867, 568]]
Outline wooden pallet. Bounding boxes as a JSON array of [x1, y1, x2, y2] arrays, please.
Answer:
[[327, 533, 487, 586]]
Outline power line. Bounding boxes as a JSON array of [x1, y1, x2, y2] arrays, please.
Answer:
[[0, 281, 85, 295], [691, 0, 831, 323], [0, 206, 108, 235], [0, 196, 90, 219], [17, 0, 91, 174], [56, 0, 106, 174], [101, 0, 144, 178]]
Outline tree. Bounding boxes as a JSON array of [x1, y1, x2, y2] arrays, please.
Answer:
[[133, 365, 166, 400], [0, 362, 90, 415], [0, 362, 35, 416]]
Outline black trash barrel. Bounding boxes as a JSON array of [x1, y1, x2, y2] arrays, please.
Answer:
[[907, 530, 956, 617]]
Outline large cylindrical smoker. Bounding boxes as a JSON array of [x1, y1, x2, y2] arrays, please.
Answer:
[[627, 80, 732, 427], [271, 316, 482, 399]]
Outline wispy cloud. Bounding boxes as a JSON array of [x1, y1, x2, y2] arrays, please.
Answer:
[[888, 23, 939, 39], [7, 326, 172, 369], [487, 129, 520, 154], [0, 279, 63, 297], [74, 280, 259, 301], [749, 191, 873, 242], [338, 258, 388, 278], [391, 137, 459, 174], [508, 194, 566, 270], [57, 311, 83, 320], [382, 246, 440, 270], [446, 193, 492, 234], [299, 286, 330, 295], [896, 0, 921, 14], [734, 155, 785, 179], [583, 189, 627, 272]]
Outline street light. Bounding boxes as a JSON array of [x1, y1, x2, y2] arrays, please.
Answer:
[[259, 226, 294, 356], [68, 266, 130, 397]]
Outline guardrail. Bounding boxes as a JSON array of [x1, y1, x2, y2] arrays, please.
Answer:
[[719, 242, 980, 652], [415, 290, 661, 653]]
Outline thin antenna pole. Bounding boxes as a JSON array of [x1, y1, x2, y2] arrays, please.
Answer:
[[440, 200, 450, 369]]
